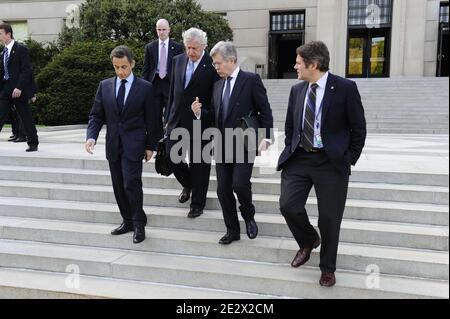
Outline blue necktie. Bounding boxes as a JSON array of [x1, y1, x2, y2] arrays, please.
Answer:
[[117, 79, 127, 113], [3, 48, 9, 81], [221, 77, 233, 122], [184, 61, 194, 88]]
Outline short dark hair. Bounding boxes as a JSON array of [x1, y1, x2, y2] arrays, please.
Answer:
[[110, 45, 134, 63], [296, 41, 330, 72], [0, 22, 13, 39]]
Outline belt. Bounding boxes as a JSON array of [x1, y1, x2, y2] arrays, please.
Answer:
[[308, 148, 324, 153], [297, 145, 324, 153]]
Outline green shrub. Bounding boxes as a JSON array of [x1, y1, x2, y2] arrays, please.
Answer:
[[35, 40, 144, 125], [76, 0, 233, 46]]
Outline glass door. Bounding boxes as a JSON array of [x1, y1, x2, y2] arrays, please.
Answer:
[[347, 29, 390, 78], [348, 36, 366, 77], [369, 35, 387, 76]]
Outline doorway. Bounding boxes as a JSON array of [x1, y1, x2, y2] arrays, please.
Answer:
[[269, 32, 304, 79], [268, 11, 305, 79], [437, 2, 449, 77], [347, 28, 390, 78]]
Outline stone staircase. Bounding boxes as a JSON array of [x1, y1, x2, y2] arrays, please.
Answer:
[[263, 77, 449, 134], [0, 132, 448, 298]]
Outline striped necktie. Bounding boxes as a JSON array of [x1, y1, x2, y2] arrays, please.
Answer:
[[3, 47, 9, 80], [302, 83, 318, 151]]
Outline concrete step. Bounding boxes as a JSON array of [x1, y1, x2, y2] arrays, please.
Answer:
[[0, 166, 447, 204], [0, 200, 447, 252], [0, 154, 448, 186], [0, 268, 273, 299], [0, 182, 447, 225], [0, 239, 447, 298], [367, 129, 449, 134]]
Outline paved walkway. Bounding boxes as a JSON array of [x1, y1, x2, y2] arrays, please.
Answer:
[[0, 128, 448, 176]]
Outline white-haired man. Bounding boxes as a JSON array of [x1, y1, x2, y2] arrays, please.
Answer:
[[165, 27, 220, 218]]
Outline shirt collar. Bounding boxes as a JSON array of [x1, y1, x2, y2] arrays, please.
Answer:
[[159, 38, 169, 47], [311, 71, 329, 90], [229, 66, 240, 79], [117, 73, 134, 85], [5, 40, 15, 52]]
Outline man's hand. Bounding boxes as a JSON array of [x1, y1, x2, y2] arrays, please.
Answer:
[[12, 88, 22, 99], [258, 140, 271, 153], [85, 139, 96, 154], [191, 97, 202, 117], [145, 150, 154, 162], [31, 95, 37, 103]]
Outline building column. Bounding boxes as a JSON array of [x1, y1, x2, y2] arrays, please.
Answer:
[[316, 0, 348, 77], [391, 0, 427, 76]]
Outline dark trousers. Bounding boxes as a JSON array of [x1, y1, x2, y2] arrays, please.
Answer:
[[108, 154, 147, 227], [167, 137, 211, 210], [153, 76, 170, 138], [216, 162, 255, 235], [279, 149, 349, 273], [0, 88, 38, 147], [10, 107, 26, 138]]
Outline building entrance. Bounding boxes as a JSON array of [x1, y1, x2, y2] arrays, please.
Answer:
[[268, 11, 305, 79]]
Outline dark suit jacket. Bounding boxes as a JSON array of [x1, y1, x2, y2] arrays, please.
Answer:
[[201, 70, 274, 161], [0, 42, 34, 100], [165, 52, 220, 134], [87, 77, 158, 162], [277, 73, 367, 175], [142, 39, 184, 83]]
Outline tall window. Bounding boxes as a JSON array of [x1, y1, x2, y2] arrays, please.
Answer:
[[348, 0, 393, 27], [270, 12, 305, 32]]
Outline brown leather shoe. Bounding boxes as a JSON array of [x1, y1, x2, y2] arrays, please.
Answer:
[[319, 272, 336, 287], [290, 237, 321, 268]]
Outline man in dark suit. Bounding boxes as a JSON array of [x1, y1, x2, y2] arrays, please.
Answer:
[[86, 45, 158, 244], [165, 27, 220, 219], [277, 41, 366, 287], [192, 41, 274, 245], [0, 22, 39, 151], [142, 19, 183, 140]]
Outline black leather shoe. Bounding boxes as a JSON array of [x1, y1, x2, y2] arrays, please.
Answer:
[[13, 136, 27, 143], [9, 135, 15, 139], [133, 226, 146, 244], [245, 218, 258, 239], [219, 233, 240, 245], [111, 223, 134, 235], [8, 135, 17, 142], [187, 208, 203, 218], [178, 187, 191, 203], [26, 145, 38, 152]]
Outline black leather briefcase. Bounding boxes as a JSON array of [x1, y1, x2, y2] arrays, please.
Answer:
[[155, 137, 172, 177], [239, 110, 261, 152]]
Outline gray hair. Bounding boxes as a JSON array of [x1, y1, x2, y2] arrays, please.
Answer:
[[110, 45, 134, 62], [182, 27, 208, 47], [210, 41, 237, 63]]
